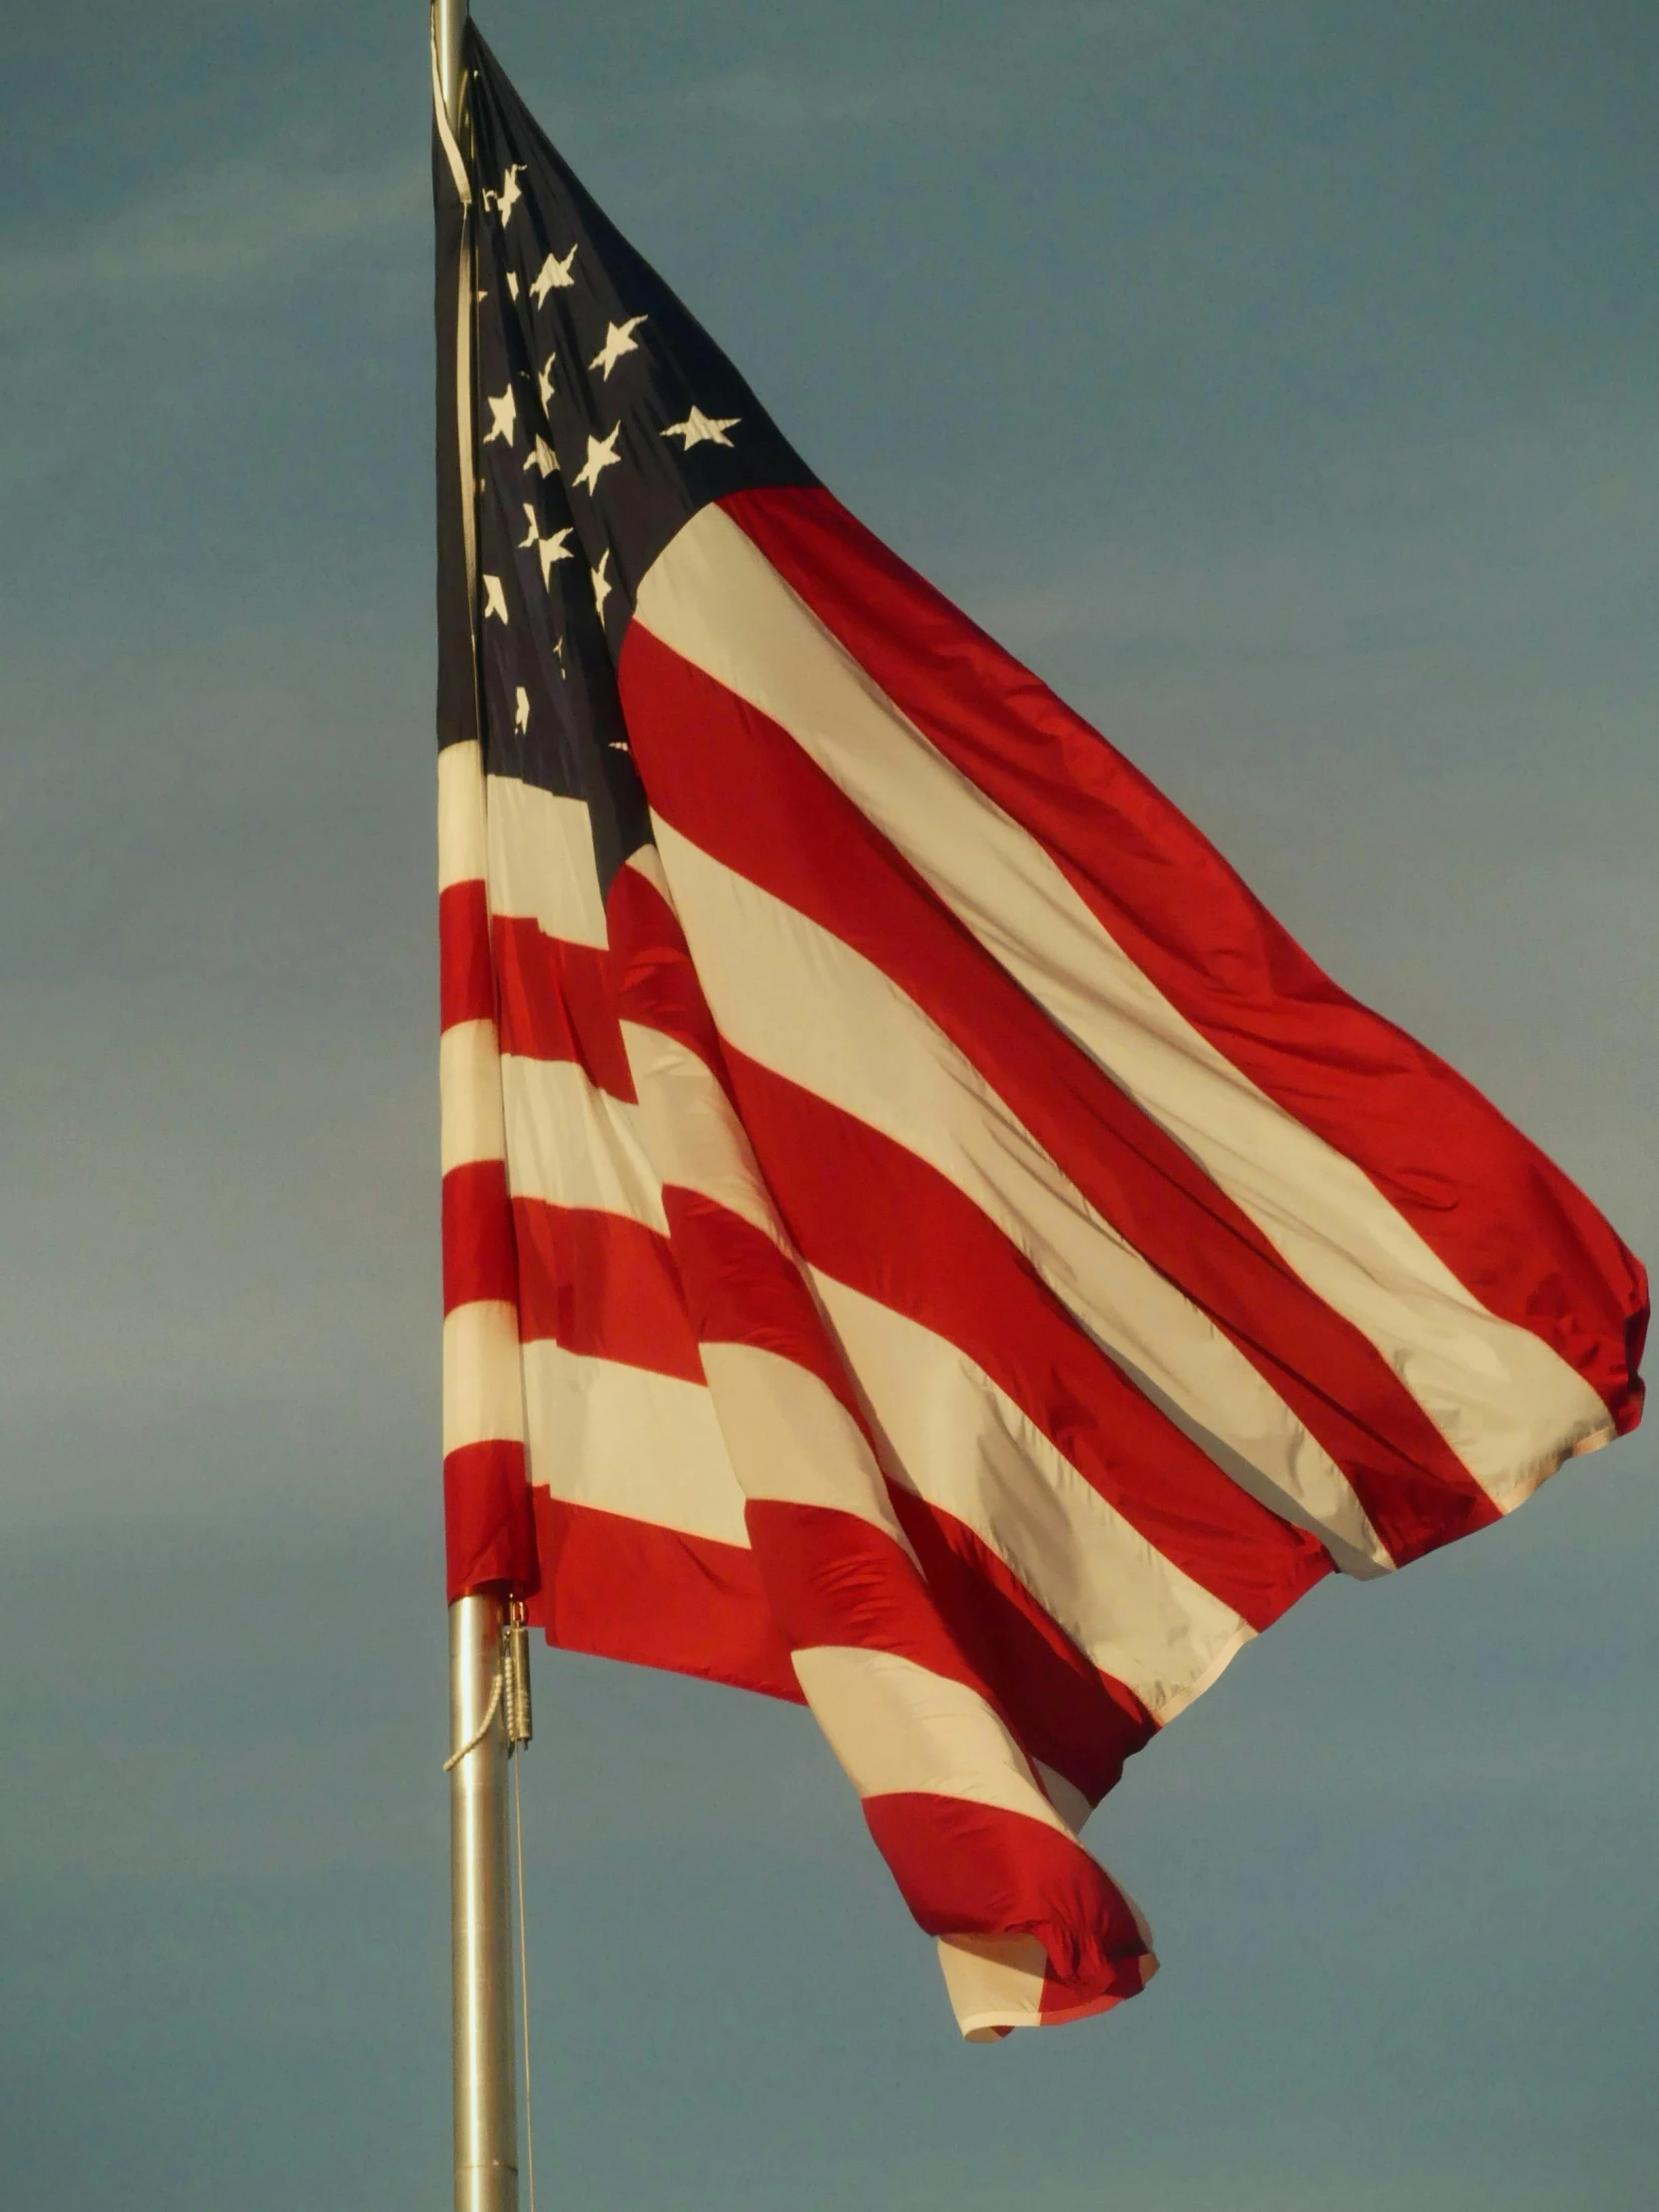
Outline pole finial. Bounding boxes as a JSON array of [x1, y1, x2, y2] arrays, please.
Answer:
[[434, 0, 469, 131]]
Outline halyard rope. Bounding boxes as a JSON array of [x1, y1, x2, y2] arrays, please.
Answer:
[[441, 1667, 502, 1773]]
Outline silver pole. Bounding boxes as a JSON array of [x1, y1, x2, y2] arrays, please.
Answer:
[[450, 1590, 519, 2212], [434, 0, 468, 129]]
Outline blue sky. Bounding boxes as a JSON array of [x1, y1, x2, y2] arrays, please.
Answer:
[[1, 3, 1654, 2205]]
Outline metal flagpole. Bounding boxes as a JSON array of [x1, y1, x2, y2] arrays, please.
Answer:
[[435, 0, 467, 129], [435, 6, 521, 2210], [449, 1590, 517, 2212]]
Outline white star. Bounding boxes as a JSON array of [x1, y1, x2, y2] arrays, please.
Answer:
[[483, 574, 509, 624], [572, 422, 621, 495], [661, 406, 740, 451], [483, 385, 517, 447], [514, 686, 530, 733], [537, 355, 556, 412], [591, 550, 613, 620], [518, 505, 574, 587], [529, 246, 578, 306], [492, 165, 524, 227], [505, 271, 520, 301], [588, 314, 647, 380], [523, 434, 557, 479]]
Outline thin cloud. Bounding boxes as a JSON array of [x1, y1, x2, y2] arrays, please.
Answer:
[[668, 58, 993, 140], [970, 402, 1659, 658], [553, 0, 1243, 174], [0, 145, 421, 316]]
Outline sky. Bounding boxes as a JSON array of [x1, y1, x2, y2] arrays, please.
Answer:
[[1, 1, 1655, 2205]]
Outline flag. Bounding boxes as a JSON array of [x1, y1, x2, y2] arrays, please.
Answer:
[[433, 22, 1647, 2039]]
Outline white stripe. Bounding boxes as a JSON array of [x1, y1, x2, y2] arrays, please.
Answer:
[[520, 1341, 747, 1546], [791, 1646, 1065, 1831], [698, 1341, 910, 1549], [620, 1019, 790, 1252], [651, 820, 1389, 1574], [485, 773, 609, 948], [613, 843, 778, 1243], [616, 898, 907, 1544], [937, 1933, 1053, 2040], [500, 1055, 667, 1231], [623, 842, 675, 905], [1031, 1763, 1093, 1836], [440, 1019, 506, 1175], [812, 1274, 1252, 1723], [635, 505, 1614, 1503], [437, 740, 487, 892], [442, 1299, 523, 1455]]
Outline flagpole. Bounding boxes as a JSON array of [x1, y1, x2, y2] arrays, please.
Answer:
[[435, 0, 467, 130], [435, 5, 520, 2207], [449, 1590, 518, 2212]]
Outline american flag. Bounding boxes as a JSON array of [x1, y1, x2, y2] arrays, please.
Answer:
[[434, 23, 1647, 2038]]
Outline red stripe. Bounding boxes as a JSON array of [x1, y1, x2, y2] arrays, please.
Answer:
[[439, 877, 495, 1031], [606, 861, 740, 1104], [513, 1199, 702, 1381], [444, 1437, 539, 1601], [616, 617, 1500, 1565], [492, 914, 635, 1100], [862, 1792, 1151, 2004], [888, 1486, 1155, 1809], [443, 1158, 517, 1314], [747, 1500, 998, 1701], [660, 1187, 862, 1419], [1037, 1961, 1147, 2028], [525, 1490, 801, 1701], [721, 483, 1648, 1434]]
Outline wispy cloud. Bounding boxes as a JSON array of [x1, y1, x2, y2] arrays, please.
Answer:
[[667, 57, 992, 141], [969, 401, 1659, 661], [0, 143, 421, 317], [544, 0, 1244, 179]]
